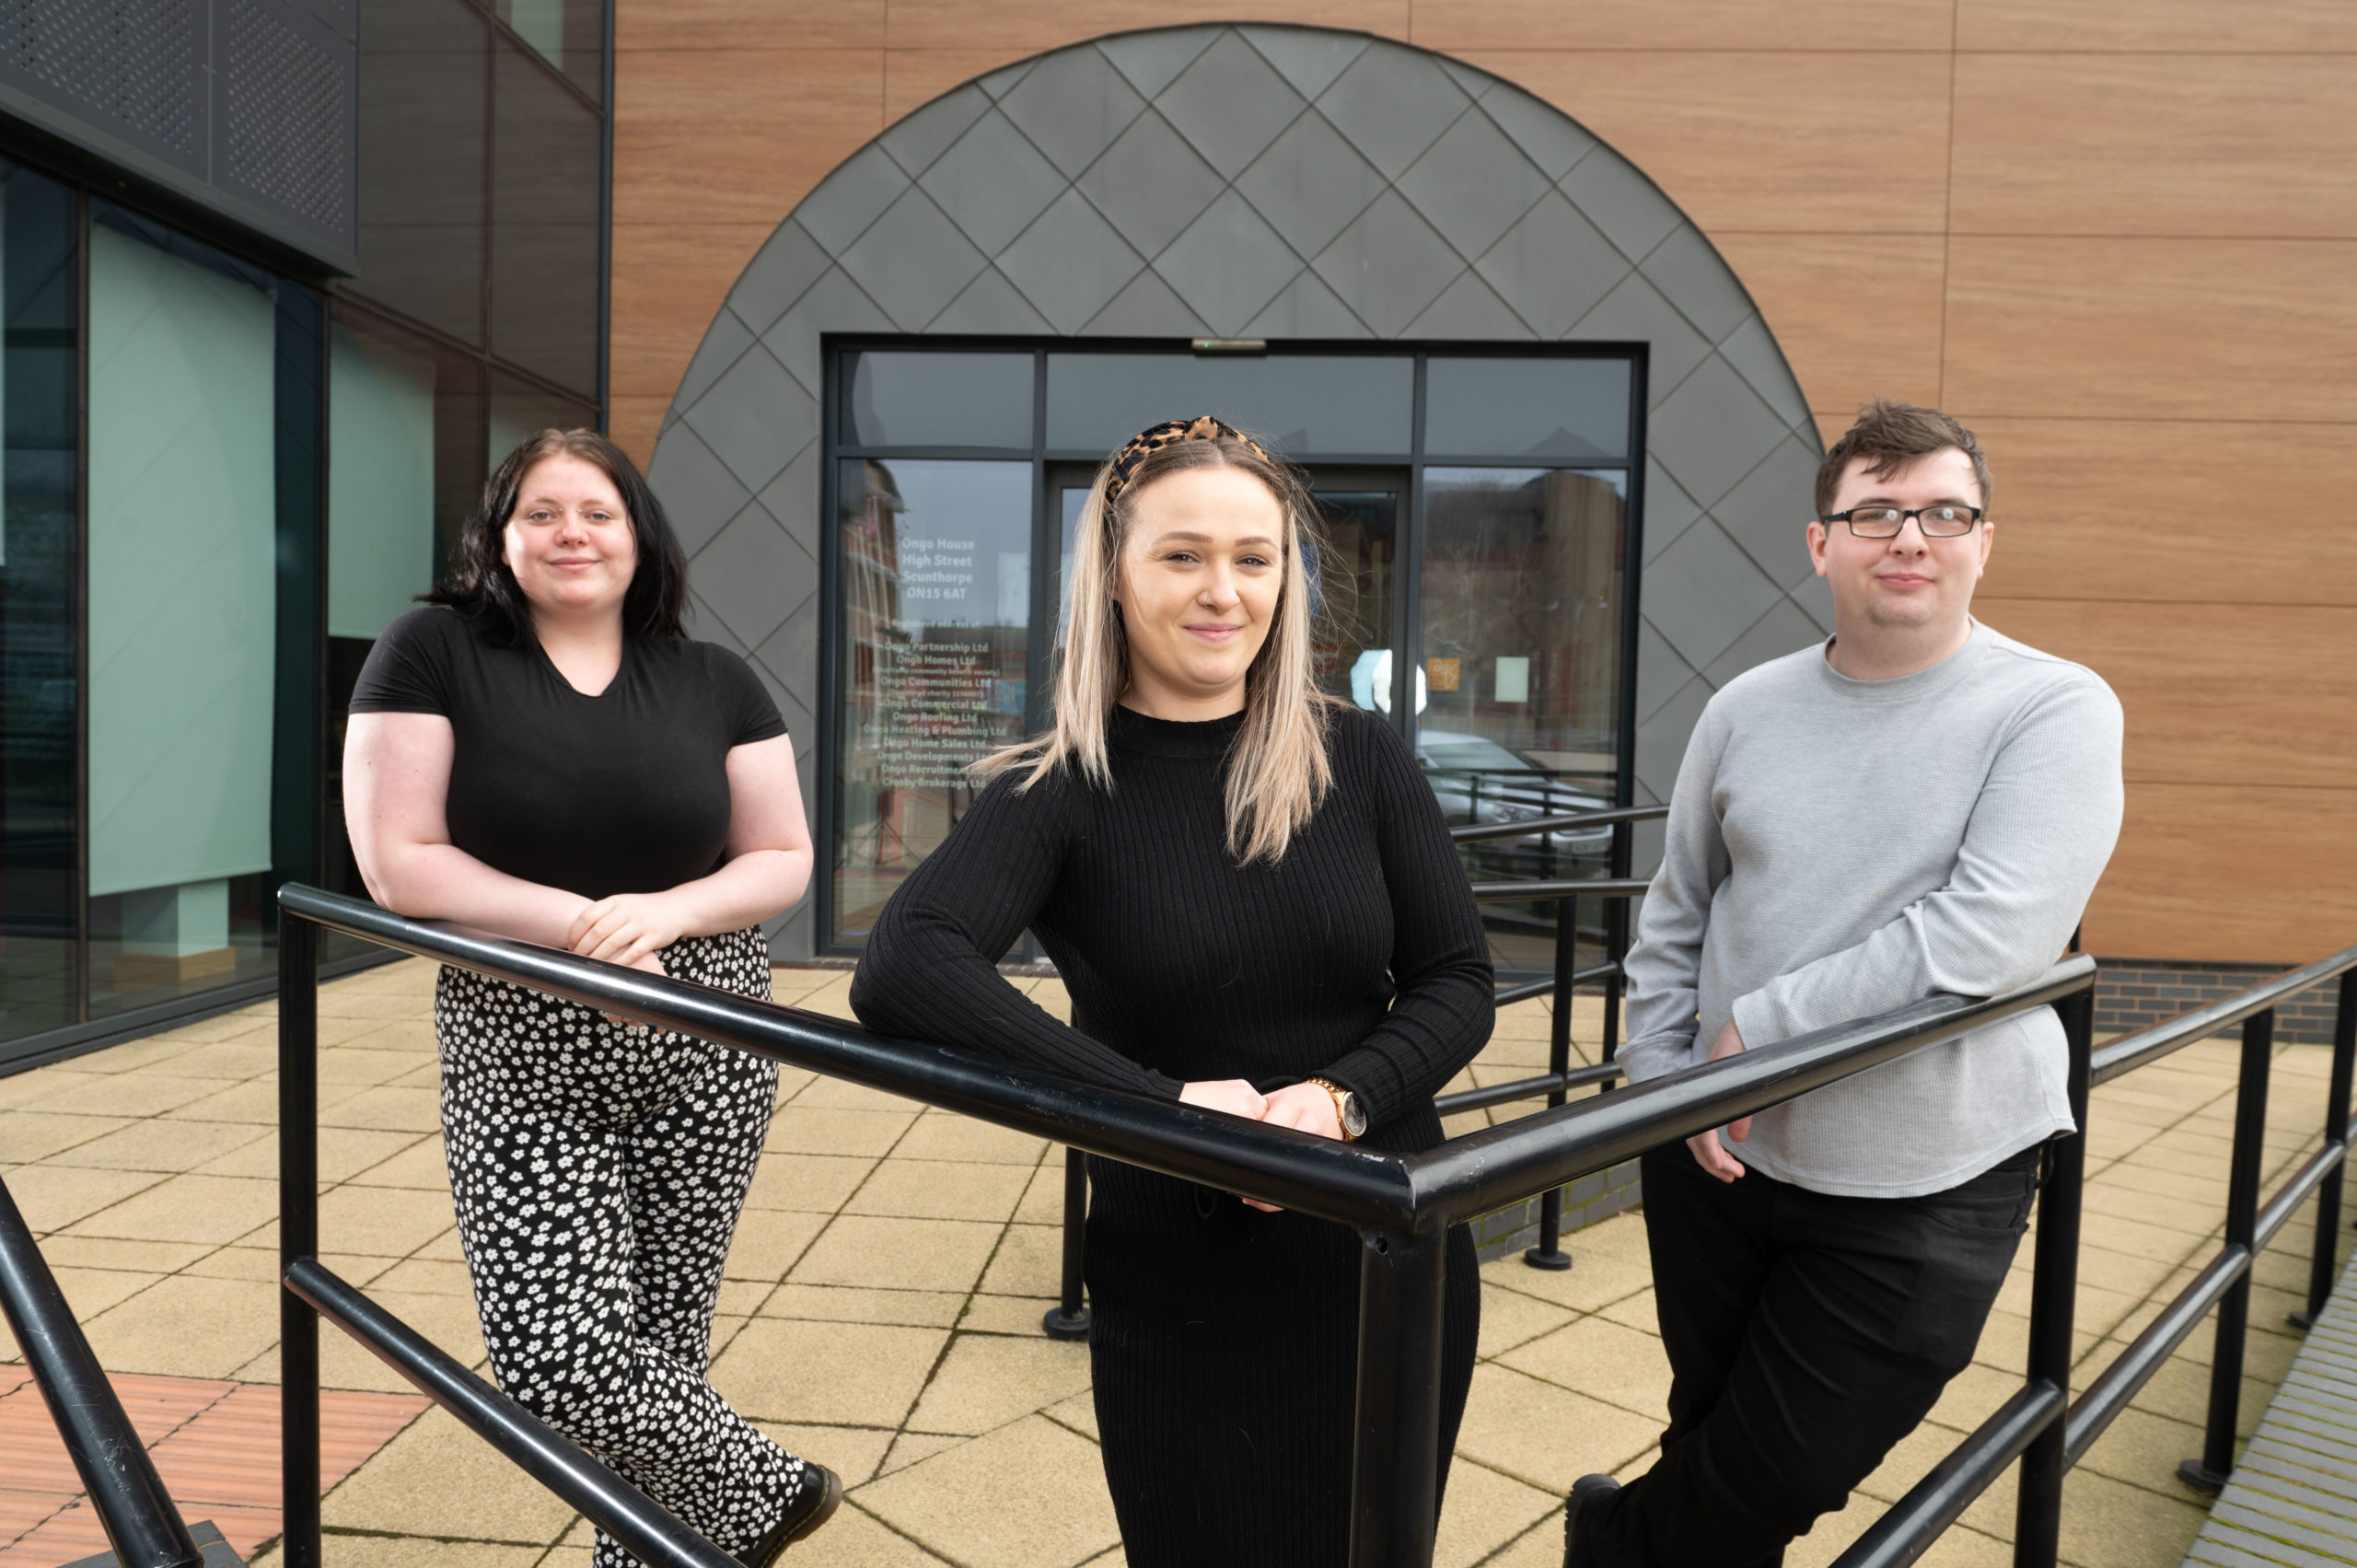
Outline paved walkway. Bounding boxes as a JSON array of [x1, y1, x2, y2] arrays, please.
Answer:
[[2184, 1247, 2357, 1568], [0, 957, 2348, 1567]]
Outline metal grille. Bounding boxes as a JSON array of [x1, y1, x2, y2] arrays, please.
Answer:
[[222, 0, 346, 232], [1, 0, 199, 154]]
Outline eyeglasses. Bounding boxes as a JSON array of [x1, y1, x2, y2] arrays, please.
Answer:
[[1817, 504, 1985, 539]]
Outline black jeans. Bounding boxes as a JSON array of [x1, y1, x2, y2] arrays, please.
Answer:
[[1574, 1140, 2045, 1568]]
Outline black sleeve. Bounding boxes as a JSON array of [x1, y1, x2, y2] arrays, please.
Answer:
[[348, 608, 457, 715], [1320, 712, 1495, 1130], [850, 769, 1184, 1102], [703, 645, 789, 747]]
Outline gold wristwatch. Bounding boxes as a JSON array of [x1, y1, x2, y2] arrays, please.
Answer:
[[1306, 1076, 1367, 1142]]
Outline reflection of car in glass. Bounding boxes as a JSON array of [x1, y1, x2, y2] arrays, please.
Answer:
[[1415, 729, 1614, 874]]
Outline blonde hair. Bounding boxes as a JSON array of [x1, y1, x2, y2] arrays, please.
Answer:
[[974, 430, 1336, 865]]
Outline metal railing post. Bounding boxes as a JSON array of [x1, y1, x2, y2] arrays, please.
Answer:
[[1524, 894, 1576, 1271], [1042, 1147, 1092, 1340], [2295, 972, 2357, 1328], [0, 1177, 203, 1568], [1348, 1225, 1448, 1568], [2013, 982, 2092, 1568], [280, 912, 324, 1568], [2179, 1007, 2274, 1493]]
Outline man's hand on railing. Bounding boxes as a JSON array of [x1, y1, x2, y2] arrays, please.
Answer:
[[1688, 1019, 1752, 1182]]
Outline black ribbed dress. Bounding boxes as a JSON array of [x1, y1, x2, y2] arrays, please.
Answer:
[[848, 703, 1490, 1567]]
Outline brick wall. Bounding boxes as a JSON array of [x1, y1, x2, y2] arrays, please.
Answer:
[[2097, 958, 2346, 1046]]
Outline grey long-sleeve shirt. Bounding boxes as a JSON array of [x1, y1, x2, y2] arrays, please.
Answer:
[[1620, 622, 2124, 1197]]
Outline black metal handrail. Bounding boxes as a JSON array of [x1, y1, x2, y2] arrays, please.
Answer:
[[0, 1174, 207, 1568], [1832, 949, 2357, 1568], [273, 881, 2092, 1568]]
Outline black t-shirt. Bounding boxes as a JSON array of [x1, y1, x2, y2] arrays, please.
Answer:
[[349, 606, 788, 900]]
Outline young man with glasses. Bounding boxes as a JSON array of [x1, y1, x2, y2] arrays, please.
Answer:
[[1563, 400, 2124, 1567]]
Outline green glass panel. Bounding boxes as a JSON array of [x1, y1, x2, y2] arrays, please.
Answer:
[[329, 319, 436, 639], [87, 221, 278, 899]]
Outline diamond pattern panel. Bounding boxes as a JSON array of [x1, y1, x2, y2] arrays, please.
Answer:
[[1716, 314, 1813, 433], [1396, 101, 1550, 261], [1082, 269, 1209, 336], [791, 144, 910, 256], [1713, 435, 1820, 590], [837, 189, 990, 330], [1562, 153, 1681, 266], [1477, 85, 1596, 180], [647, 22, 1832, 957], [645, 425, 749, 558], [1643, 517, 1784, 673], [681, 343, 812, 494], [691, 500, 807, 649], [996, 190, 1146, 332], [1641, 223, 1755, 345], [1235, 110, 1387, 261], [1703, 598, 1822, 689], [727, 221, 832, 339], [1155, 32, 1306, 178], [1312, 192, 1464, 337], [929, 266, 1053, 334], [880, 84, 991, 179], [1473, 192, 1629, 340], [1152, 190, 1304, 335], [1097, 26, 1220, 99], [1315, 44, 1469, 180], [1651, 356, 1792, 509], [1404, 271, 1531, 340], [672, 308, 755, 416], [1634, 672, 1713, 810], [1243, 270, 1371, 338], [1239, 28, 1365, 99], [919, 110, 1067, 257], [998, 46, 1145, 177], [1074, 110, 1225, 260]]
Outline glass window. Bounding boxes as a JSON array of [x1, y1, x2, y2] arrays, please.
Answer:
[[0, 163, 82, 1045], [499, 0, 604, 102], [86, 212, 286, 1015], [1419, 465, 1627, 971], [1309, 485, 1399, 714], [330, 313, 439, 640], [352, 0, 488, 345], [487, 369, 597, 473], [489, 39, 601, 397], [833, 459, 1032, 947], [1045, 354, 1412, 457], [1423, 357, 1629, 460], [843, 352, 1033, 449]]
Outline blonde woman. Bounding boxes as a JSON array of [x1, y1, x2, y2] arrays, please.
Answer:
[[850, 417, 1491, 1566]]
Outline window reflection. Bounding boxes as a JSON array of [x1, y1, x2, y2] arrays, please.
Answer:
[[489, 39, 600, 396], [1419, 466, 1626, 970], [353, 0, 487, 345], [834, 460, 1032, 947], [1424, 357, 1629, 461], [0, 163, 79, 1041], [1044, 354, 1413, 456]]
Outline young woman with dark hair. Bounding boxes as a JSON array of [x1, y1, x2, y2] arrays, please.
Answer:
[[343, 429, 840, 1565], [850, 417, 1492, 1566]]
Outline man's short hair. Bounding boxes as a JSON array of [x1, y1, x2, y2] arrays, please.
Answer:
[[1816, 399, 1993, 517]]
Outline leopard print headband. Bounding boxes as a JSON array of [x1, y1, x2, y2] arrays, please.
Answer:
[[1102, 415, 1274, 507]]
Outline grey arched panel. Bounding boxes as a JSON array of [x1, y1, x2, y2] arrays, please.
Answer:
[[646, 24, 1829, 958]]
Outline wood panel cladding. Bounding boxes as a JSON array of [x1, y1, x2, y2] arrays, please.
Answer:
[[1970, 418, 2357, 610], [610, 0, 2357, 962]]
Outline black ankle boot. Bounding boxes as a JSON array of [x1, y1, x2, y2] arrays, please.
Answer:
[[738, 1461, 842, 1566]]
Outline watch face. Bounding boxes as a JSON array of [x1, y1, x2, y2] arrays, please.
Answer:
[[1340, 1093, 1368, 1139]]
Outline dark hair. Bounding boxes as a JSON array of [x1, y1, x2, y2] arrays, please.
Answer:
[[425, 428, 690, 644], [1816, 398, 1993, 518]]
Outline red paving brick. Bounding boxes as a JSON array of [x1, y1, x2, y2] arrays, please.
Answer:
[[0, 1373, 426, 1563]]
